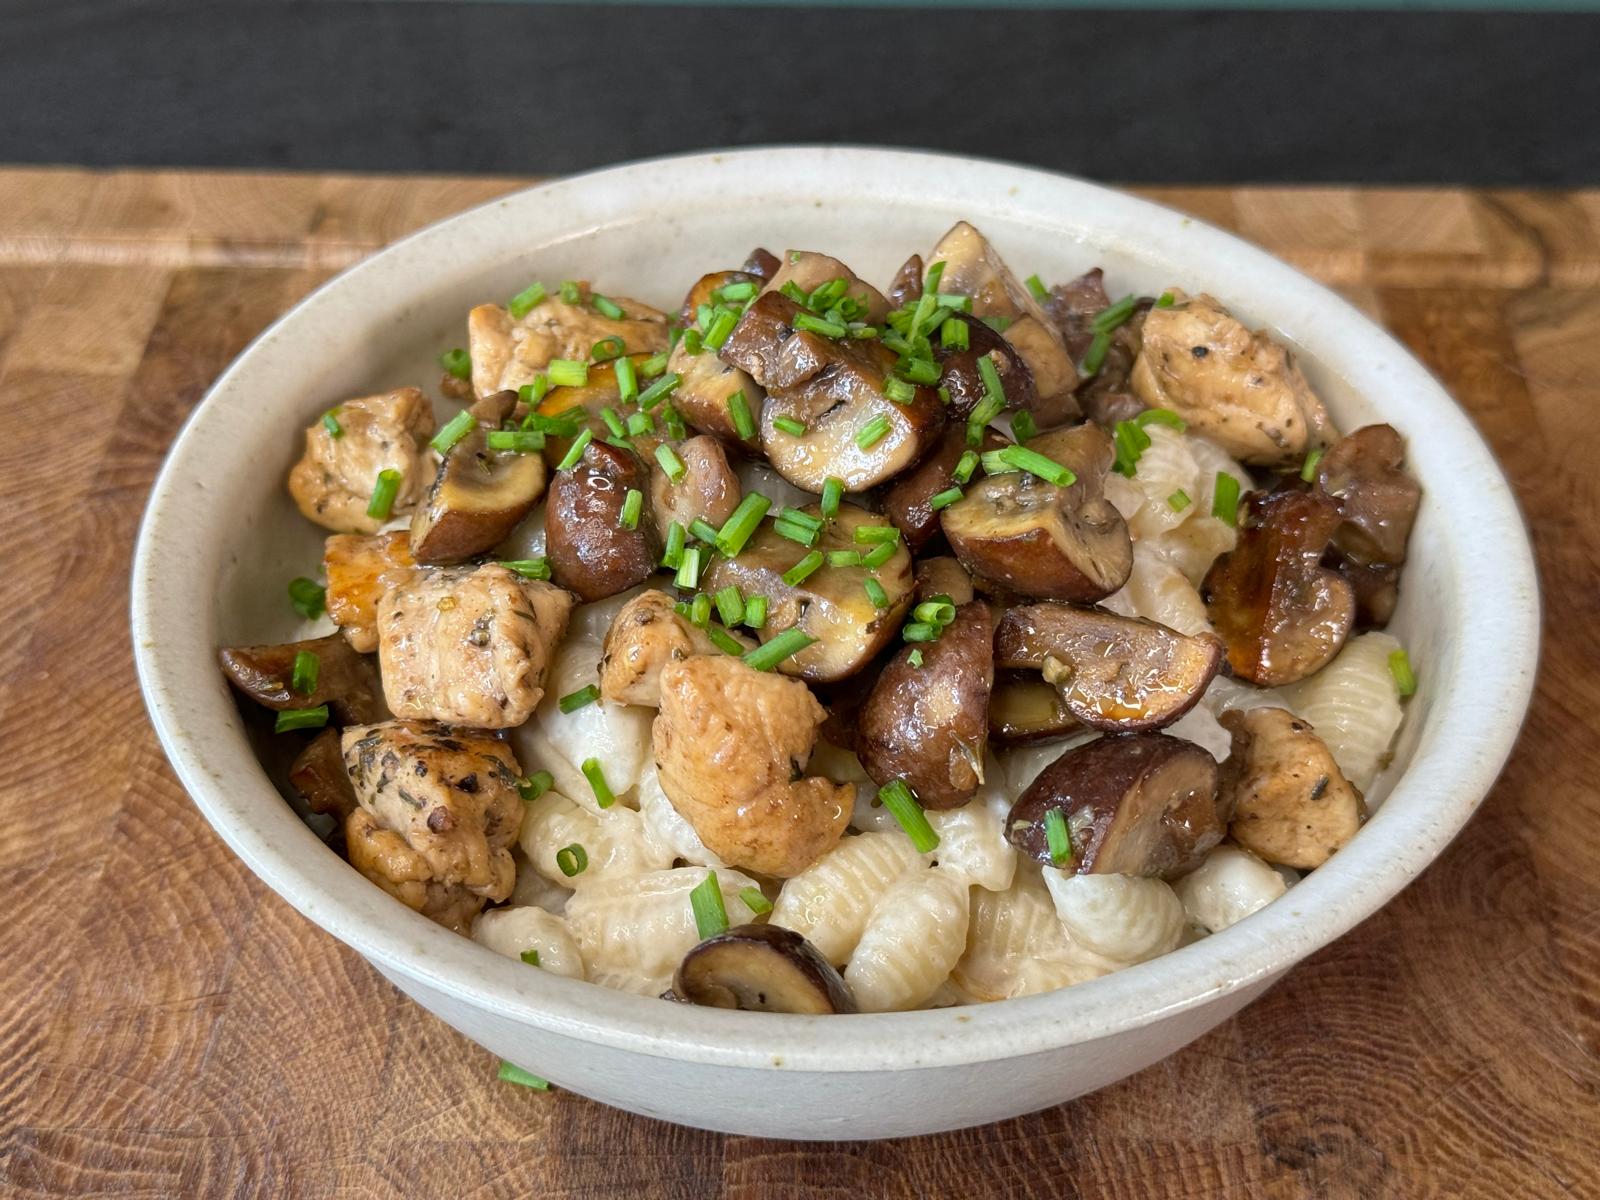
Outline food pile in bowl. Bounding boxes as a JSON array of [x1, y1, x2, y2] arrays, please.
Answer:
[[219, 221, 1420, 1015]]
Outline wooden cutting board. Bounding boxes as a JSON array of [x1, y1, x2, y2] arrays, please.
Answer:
[[1, 169, 1595, 1199]]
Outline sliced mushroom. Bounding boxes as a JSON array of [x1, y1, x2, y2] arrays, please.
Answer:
[[1131, 293, 1335, 466], [935, 314, 1038, 420], [1044, 269, 1150, 429], [530, 356, 656, 468], [940, 423, 1132, 602], [467, 289, 669, 398], [885, 253, 923, 307], [649, 434, 742, 533], [218, 633, 384, 724], [598, 588, 745, 707], [1201, 487, 1355, 686], [545, 439, 661, 602], [703, 502, 915, 683], [914, 555, 975, 607], [1220, 707, 1366, 869], [927, 221, 1079, 425], [1006, 732, 1224, 879], [1328, 550, 1401, 628], [719, 292, 945, 492], [759, 250, 890, 324], [742, 247, 781, 280], [995, 603, 1223, 732], [857, 601, 995, 809], [410, 391, 548, 564], [988, 671, 1081, 745], [677, 269, 762, 326], [323, 530, 417, 653], [880, 425, 1005, 554], [674, 924, 856, 1014], [289, 727, 359, 819], [665, 338, 762, 447], [1313, 423, 1420, 568]]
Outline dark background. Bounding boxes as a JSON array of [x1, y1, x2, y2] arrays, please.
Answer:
[[5, 0, 1598, 183]]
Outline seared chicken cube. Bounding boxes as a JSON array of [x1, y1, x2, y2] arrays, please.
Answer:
[[467, 290, 669, 398], [342, 720, 526, 930], [288, 387, 436, 533], [598, 588, 749, 707], [378, 563, 574, 728], [324, 530, 417, 653]]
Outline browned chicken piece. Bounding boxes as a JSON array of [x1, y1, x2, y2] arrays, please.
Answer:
[[649, 434, 742, 534], [324, 530, 417, 653], [1131, 293, 1336, 466], [341, 721, 526, 931], [598, 589, 750, 707], [653, 655, 852, 878], [1220, 707, 1366, 869], [467, 290, 670, 397], [288, 388, 436, 533], [377, 563, 574, 728]]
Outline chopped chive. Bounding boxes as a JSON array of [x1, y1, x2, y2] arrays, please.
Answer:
[[1044, 807, 1073, 866], [937, 385, 952, 406], [1301, 446, 1326, 482], [559, 684, 600, 714], [896, 357, 941, 386], [727, 390, 756, 440], [773, 519, 820, 547], [556, 842, 588, 877], [714, 586, 745, 627], [498, 557, 551, 580], [288, 576, 325, 621], [914, 599, 956, 626], [592, 293, 625, 320], [827, 550, 862, 568], [809, 481, 840, 526], [690, 870, 730, 940], [599, 406, 626, 439], [618, 488, 643, 530], [366, 469, 401, 520], [940, 316, 969, 351], [625, 411, 653, 436], [981, 314, 1014, 334], [680, 328, 703, 356], [321, 409, 343, 438], [936, 292, 972, 313], [966, 392, 1005, 447], [1156, 291, 1176, 308], [1168, 489, 1192, 512], [696, 302, 715, 333], [864, 577, 889, 608], [779, 280, 809, 306], [487, 429, 545, 453], [1091, 294, 1138, 334], [877, 780, 939, 853], [559, 280, 582, 304], [518, 771, 555, 802], [439, 348, 471, 380], [853, 524, 901, 546], [977, 352, 1006, 403], [1025, 273, 1050, 302], [1080, 330, 1112, 378], [928, 486, 964, 511], [508, 281, 547, 319], [772, 415, 808, 437], [861, 540, 898, 569], [1389, 648, 1418, 697], [1113, 419, 1153, 476], [716, 280, 758, 303], [777, 507, 822, 531], [689, 592, 712, 627], [498, 1062, 550, 1090], [556, 428, 593, 471], [742, 627, 816, 672], [274, 704, 329, 733], [688, 517, 720, 544], [1011, 409, 1038, 443], [703, 307, 739, 350], [640, 350, 670, 378], [902, 622, 939, 642], [793, 312, 847, 339], [661, 404, 687, 439], [856, 414, 891, 449], [923, 259, 947, 294], [581, 758, 615, 808], [520, 948, 541, 967], [675, 545, 702, 590], [637, 372, 681, 411], [907, 649, 924, 667], [290, 650, 319, 695], [654, 443, 686, 483], [548, 359, 589, 388], [739, 885, 773, 915], [430, 409, 477, 455], [520, 374, 552, 408], [714, 493, 772, 557], [705, 624, 743, 654], [980, 449, 1018, 476], [1212, 471, 1241, 526], [883, 375, 917, 405], [522, 410, 579, 437], [952, 450, 980, 485], [998, 445, 1077, 487], [744, 594, 768, 629], [1136, 408, 1187, 431], [662, 520, 687, 569], [613, 355, 638, 403]]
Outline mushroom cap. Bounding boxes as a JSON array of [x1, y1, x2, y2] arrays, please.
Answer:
[[545, 440, 661, 603], [1314, 423, 1420, 567], [674, 924, 857, 1014], [218, 632, 385, 725], [880, 425, 1007, 554], [988, 671, 1082, 746]]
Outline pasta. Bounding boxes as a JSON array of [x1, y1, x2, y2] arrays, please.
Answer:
[[635, 761, 724, 869], [844, 867, 971, 1012], [507, 852, 573, 914], [1042, 868, 1185, 966], [770, 832, 923, 965], [1281, 631, 1405, 791], [1125, 425, 1203, 540], [924, 786, 1017, 892], [1173, 845, 1287, 933], [518, 789, 674, 887], [472, 904, 586, 979], [1103, 541, 1214, 636]]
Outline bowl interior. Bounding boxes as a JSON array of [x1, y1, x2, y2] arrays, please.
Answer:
[[135, 147, 1538, 1073]]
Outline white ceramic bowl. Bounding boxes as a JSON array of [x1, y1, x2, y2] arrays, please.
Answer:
[[133, 147, 1538, 1139]]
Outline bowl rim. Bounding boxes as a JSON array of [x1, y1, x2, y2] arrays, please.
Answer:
[[132, 145, 1540, 1074]]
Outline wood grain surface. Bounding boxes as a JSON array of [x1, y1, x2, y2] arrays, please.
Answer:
[[0, 168, 1595, 1199]]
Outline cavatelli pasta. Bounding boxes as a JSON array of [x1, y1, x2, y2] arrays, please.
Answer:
[[1280, 631, 1405, 791], [472, 905, 586, 979], [950, 865, 1077, 1002], [636, 761, 724, 869], [844, 867, 971, 1012], [1172, 845, 1287, 933], [1042, 868, 1185, 966], [770, 832, 923, 965], [1124, 424, 1202, 540], [925, 787, 1017, 892], [518, 789, 674, 887]]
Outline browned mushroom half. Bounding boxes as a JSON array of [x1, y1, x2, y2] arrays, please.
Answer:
[[409, 391, 548, 564], [885, 253, 922, 308], [1220, 707, 1366, 868], [665, 337, 762, 448], [1327, 552, 1401, 628], [702, 502, 915, 683], [545, 439, 661, 602], [927, 221, 1079, 426], [674, 924, 856, 1014], [530, 356, 657, 468], [880, 425, 1005, 554], [857, 601, 996, 809], [759, 250, 891, 324], [1043, 268, 1150, 429], [649, 434, 742, 533], [995, 603, 1223, 732], [218, 633, 384, 724], [324, 530, 417, 653], [719, 291, 946, 492], [934, 314, 1037, 421], [914, 555, 975, 606], [1201, 486, 1355, 686], [289, 727, 360, 819], [677, 269, 763, 327], [988, 671, 1081, 745], [940, 422, 1132, 602], [1005, 732, 1224, 879], [1313, 422, 1421, 572], [741, 247, 781, 280]]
